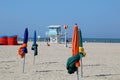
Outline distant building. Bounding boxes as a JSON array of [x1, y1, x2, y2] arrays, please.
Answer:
[[48, 25, 61, 43]]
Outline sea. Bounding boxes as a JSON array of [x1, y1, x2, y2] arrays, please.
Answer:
[[18, 37, 120, 43]]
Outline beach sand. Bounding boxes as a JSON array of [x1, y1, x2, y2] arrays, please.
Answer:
[[0, 42, 120, 80]]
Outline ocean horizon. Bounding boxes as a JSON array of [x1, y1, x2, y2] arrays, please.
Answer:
[[18, 37, 120, 43]]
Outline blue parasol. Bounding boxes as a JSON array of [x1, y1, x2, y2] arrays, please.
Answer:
[[23, 28, 28, 43], [22, 28, 28, 73], [34, 30, 36, 44], [31, 30, 38, 64], [22, 28, 28, 54], [18, 28, 29, 73]]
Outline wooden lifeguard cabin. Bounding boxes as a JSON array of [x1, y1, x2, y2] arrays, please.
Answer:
[[48, 25, 61, 43]]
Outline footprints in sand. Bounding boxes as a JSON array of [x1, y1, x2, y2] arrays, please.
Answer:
[[0, 60, 16, 73]]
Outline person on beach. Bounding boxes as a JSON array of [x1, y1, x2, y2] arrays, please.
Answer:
[[47, 39, 50, 46], [47, 42, 50, 46]]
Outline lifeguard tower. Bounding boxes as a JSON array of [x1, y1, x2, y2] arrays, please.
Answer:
[[48, 25, 61, 43]]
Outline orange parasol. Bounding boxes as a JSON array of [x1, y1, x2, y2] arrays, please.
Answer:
[[66, 24, 86, 79], [72, 24, 80, 67]]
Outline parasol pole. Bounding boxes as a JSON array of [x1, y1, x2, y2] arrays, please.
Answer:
[[33, 54, 35, 65], [23, 54, 26, 73], [76, 68, 80, 80], [80, 58, 83, 77], [65, 29, 67, 47], [64, 25, 68, 47]]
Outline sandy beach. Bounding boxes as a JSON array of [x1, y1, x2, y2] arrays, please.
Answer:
[[0, 42, 120, 80]]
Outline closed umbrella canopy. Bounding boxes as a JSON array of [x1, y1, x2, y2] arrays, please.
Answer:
[[34, 30, 36, 44], [72, 25, 80, 67], [18, 28, 28, 58], [78, 29, 83, 47], [78, 29, 86, 57], [66, 24, 86, 76], [31, 30, 38, 56], [23, 28, 28, 43], [66, 24, 81, 74]]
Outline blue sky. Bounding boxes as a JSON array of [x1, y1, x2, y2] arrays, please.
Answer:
[[0, 0, 120, 38]]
